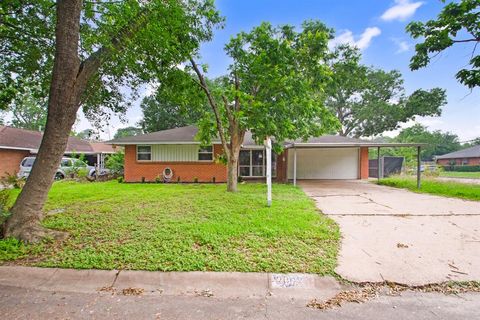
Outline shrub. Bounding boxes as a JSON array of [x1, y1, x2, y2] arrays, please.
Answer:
[[177, 176, 181, 183], [193, 177, 198, 183], [117, 176, 124, 183], [0, 190, 11, 226], [155, 176, 162, 183], [442, 165, 480, 172], [105, 151, 125, 175], [1, 172, 26, 189]]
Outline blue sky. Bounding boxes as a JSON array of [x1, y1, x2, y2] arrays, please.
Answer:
[[80, 0, 479, 141]]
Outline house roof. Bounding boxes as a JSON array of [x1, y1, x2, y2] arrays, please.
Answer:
[[108, 126, 211, 145], [107, 125, 424, 148], [0, 125, 111, 154], [90, 142, 117, 154], [435, 145, 480, 160]]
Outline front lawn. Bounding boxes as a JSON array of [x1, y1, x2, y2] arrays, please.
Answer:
[[439, 171, 480, 179], [0, 181, 339, 275], [378, 176, 480, 201]]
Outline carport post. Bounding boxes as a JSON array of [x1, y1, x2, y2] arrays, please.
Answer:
[[377, 146, 381, 182], [293, 146, 297, 186], [417, 146, 421, 189]]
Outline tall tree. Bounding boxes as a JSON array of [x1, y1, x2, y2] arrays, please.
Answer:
[[74, 128, 97, 140], [138, 90, 203, 132], [8, 87, 48, 131], [114, 126, 143, 139], [395, 124, 462, 161], [189, 21, 339, 192], [376, 124, 462, 164], [1, 0, 221, 242], [407, 0, 480, 88], [326, 45, 447, 137]]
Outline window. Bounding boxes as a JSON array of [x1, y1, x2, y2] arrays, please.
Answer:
[[239, 149, 277, 177], [61, 159, 72, 167], [21, 158, 35, 168], [462, 158, 469, 165], [198, 146, 213, 161], [137, 145, 152, 161]]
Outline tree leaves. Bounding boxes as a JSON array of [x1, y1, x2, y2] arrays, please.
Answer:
[[325, 45, 447, 138], [406, 0, 480, 88], [0, 0, 223, 126]]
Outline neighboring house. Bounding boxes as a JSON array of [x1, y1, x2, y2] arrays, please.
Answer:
[[0, 126, 116, 177], [435, 145, 480, 166], [108, 125, 419, 183]]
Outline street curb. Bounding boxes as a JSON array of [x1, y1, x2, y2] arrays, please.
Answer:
[[0, 266, 345, 302]]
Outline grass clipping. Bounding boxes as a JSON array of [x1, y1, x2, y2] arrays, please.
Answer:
[[308, 281, 480, 310]]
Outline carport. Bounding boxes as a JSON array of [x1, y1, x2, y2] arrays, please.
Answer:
[[285, 138, 425, 187]]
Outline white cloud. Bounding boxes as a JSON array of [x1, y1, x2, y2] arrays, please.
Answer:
[[381, 0, 424, 22], [391, 38, 411, 53], [329, 27, 381, 51]]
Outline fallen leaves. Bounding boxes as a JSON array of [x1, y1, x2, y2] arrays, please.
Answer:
[[122, 287, 144, 296], [98, 286, 145, 296], [308, 281, 480, 310], [307, 286, 378, 310]]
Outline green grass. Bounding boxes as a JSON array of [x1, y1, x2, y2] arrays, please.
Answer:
[[378, 176, 480, 201], [439, 171, 480, 179], [0, 181, 339, 275]]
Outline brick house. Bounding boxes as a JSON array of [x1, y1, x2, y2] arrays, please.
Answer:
[[435, 145, 480, 166], [0, 126, 115, 177], [108, 126, 379, 183]]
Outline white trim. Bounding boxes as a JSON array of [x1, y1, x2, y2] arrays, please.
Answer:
[[0, 145, 36, 152]]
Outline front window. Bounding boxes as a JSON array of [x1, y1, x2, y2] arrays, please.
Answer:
[[239, 149, 277, 177], [198, 146, 213, 161], [137, 145, 152, 161], [462, 158, 468, 165]]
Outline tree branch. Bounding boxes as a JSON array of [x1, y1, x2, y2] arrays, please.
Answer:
[[189, 58, 229, 154], [451, 38, 480, 44], [75, 6, 150, 93]]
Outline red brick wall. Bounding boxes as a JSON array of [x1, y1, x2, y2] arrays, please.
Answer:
[[437, 158, 480, 166], [0, 149, 31, 177], [124, 144, 227, 182], [359, 147, 369, 179]]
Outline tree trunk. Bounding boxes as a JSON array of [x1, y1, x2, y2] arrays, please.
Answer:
[[3, 0, 83, 243], [227, 155, 239, 192], [225, 130, 244, 192]]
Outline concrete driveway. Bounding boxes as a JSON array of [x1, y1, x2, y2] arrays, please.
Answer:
[[299, 180, 480, 285]]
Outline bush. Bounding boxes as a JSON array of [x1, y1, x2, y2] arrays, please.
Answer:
[[0, 190, 11, 226], [117, 176, 124, 183], [106, 151, 125, 175], [442, 165, 480, 172], [1, 172, 26, 189]]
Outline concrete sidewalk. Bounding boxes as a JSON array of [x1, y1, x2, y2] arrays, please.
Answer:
[[299, 180, 480, 285], [1, 266, 479, 319]]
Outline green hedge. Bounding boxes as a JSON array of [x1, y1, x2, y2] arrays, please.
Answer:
[[442, 165, 480, 172]]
